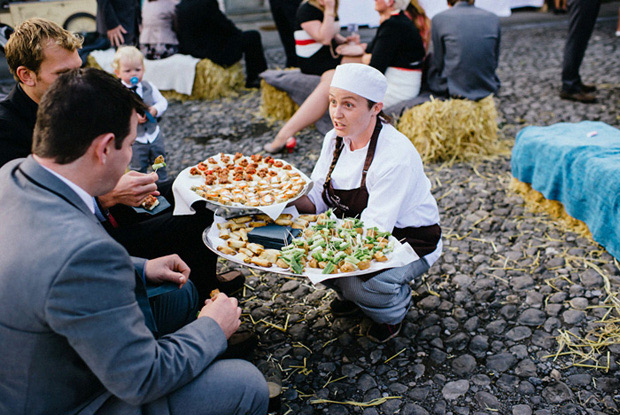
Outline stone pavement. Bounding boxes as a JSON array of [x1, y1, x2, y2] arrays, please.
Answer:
[[153, 11, 620, 415], [1, 5, 620, 415]]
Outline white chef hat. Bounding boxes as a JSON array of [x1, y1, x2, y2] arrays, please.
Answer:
[[330, 63, 387, 103]]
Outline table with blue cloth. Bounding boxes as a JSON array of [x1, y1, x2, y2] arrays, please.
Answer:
[[511, 121, 620, 259]]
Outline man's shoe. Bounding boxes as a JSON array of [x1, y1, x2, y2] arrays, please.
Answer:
[[257, 360, 282, 413], [217, 270, 245, 295], [367, 321, 402, 343], [560, 89, 596, 103], [219, 330, 258, 360], [330, 298, 361, 317], [245, 78, 261, 89], [580, 83, 597, 93]]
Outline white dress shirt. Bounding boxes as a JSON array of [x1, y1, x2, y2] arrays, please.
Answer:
[[39, 164, 95, 214], [307, 122, 442, 265]]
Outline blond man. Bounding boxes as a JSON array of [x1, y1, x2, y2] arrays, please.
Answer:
[[1, 18, 83, 165]]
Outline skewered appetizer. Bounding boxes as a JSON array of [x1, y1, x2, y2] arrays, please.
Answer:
[[214, 211, 395, 275]]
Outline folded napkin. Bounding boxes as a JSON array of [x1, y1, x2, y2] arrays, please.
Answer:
[[248, 224, 302, 249]]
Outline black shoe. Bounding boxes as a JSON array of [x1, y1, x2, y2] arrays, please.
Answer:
[[257, 361, 282, 413], [245, 78, 261, 89], [367, 321, 402, 343], [219, 330, 258, 360], [580, 83, 597, 93], [217, 271, 245, 295], [560, 89, 596, 103], [330, 298, 361, 317]]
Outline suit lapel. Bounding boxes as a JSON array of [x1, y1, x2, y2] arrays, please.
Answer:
[[17, 156, 100, 226]]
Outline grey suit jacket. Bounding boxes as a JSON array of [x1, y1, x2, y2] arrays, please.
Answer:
[[0, 157, 227, 415], [427, 2, 501, 101]]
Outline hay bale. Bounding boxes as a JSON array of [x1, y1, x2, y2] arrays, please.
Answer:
[[160, 59, 244, 101], [86, 55, 102, 70], [86, 55, 244, 101], [510, 178, 592, 239], [397, 95, 504, 164], [260, 80, 299, 122]]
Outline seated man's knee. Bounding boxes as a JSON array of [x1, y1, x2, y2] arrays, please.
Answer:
[[188, 359, 269, 414]]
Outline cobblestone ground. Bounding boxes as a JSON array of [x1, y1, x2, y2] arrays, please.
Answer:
[[3, 18, 619, 415], [163, 22, 620, 415]]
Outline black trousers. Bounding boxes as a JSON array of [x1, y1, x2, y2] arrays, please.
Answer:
[[106, 181, 219, 302], [241, 30, 268, 84], [269, 0, 302, 68], [561, 0, 601, 92]]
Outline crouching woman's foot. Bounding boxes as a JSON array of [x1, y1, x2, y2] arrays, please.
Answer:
[[367, 321, 403, 343]]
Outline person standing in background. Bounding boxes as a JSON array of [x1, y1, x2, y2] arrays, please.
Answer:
[[559, 0, 601, 103], [175, 0, 268, 88], [97, 0, 141, 47], [269, 0, 303, 67], [140, 0, 180, 60]]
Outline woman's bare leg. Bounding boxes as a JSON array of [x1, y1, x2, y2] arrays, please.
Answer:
[[265, 70, 335, 153]]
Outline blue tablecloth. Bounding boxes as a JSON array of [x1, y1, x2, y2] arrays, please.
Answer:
[[512, 121, 620, 259]]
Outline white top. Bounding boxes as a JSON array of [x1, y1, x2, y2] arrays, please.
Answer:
[[139, 0, 179, 45], [122, 80, 168, 144], [40, 163, 95, 214], [307, 122, 442, 265]]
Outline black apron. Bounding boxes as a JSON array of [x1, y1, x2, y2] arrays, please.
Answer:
[[321, 119, 441, 259]]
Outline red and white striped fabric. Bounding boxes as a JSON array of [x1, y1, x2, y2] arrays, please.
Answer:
[[294, 30, 324, 58]]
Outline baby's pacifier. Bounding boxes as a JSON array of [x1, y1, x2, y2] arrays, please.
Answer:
[[130, 76, 139, 85]]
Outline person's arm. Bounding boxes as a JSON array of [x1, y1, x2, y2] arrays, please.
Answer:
[[145, 254, 190, 288], [98, 0, 121, 30], [361, 142, 432, 233], [97, 0, 126, 46], [45, 240, 235, 405], [207, 0, 241, 37], [97, 171, 160, 209], [291, 195, 316, 213], [361, 161, 415, 232], [148, 83, 168, 117], [299, 1, 339, 45]]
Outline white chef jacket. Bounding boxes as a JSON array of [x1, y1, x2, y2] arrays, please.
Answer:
[[307, 122, 442, 265]]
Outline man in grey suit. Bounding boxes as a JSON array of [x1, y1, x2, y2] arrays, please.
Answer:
[[0, 68, 268, 415], [427, 0, 501, 101]]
